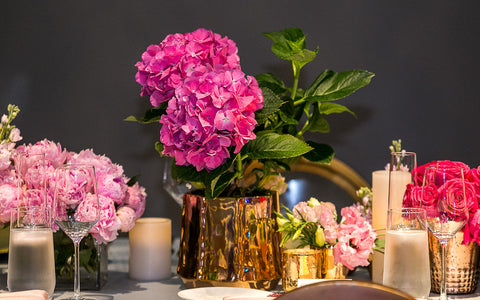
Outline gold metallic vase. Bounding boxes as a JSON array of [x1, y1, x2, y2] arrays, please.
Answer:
[[177, 193, 282, 290], [429, 230, 480, 294], [282, 247, 348, 292]]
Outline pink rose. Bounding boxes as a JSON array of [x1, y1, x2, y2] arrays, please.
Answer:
[[117, 206, 137, 232], [415, 160, 470, 186], [464, 210, 480, 245], [440, 179, 471, 220]]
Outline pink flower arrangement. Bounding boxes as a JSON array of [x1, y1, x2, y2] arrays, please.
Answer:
[[0, 106, 147, 245], [276, 197, 377, 270], [135, 28, 263, 172], [403, 160, 480, 245]]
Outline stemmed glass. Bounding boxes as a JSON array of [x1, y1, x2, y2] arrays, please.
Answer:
[[53, 164, 100, 300], [420, 166, 468, 300]]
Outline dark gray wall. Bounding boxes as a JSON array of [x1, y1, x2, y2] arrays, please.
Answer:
[[2, 1, 479, 236]]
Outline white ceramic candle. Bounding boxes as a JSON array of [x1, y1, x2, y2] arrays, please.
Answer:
[[129, 218, 172, 281], [371, 170, 388, 284]]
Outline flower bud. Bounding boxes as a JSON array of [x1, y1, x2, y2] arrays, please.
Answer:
[[307, 197, 321, 207], [315, 227, 325, 247]]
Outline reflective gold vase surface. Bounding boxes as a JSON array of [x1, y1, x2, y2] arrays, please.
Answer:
[[282, 247, 348, 292], [177, 193, 282, 290], [429, 230, 480, 294]]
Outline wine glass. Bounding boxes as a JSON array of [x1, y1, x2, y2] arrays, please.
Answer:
[[420, 166, 468, 300], [53, 164, 100, 300]]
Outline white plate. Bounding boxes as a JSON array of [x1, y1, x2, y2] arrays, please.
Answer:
[[177, 287, 274, 300]]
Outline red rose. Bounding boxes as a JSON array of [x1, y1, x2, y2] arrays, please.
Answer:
[[466, 167, 480, 203], [440, 178, 470, 220], [415, 160, 470, 186], [402, 184, 423, 208], [421, 184, 440, 218]]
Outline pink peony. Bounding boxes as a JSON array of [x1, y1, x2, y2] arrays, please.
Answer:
[[68, 149, 128, 205], [117, 206, 137, 232], [123, 182, 147, 218], [90, 195, 121, 244], [76, 193, 100, 223], [0, 147, 12, 171], [0, 183, 18, 223]]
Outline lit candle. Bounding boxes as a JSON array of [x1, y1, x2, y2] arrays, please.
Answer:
[[371, 170, 388, 284], [129, 218, 172, 281]]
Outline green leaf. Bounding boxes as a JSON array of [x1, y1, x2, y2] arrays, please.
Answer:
[[243, 132, 313, 160], [255, 73, 287, 94], [263, 28, 306, 60], [303, 142, 335, 164], [206, 171, 237, 199], [319, 102, 356, 117], [155, 141, 164, 156], [255, 87, 283, 125], [124, 104, 167, 124], [305, 69, 375, 101], [126, 174, 140, 186], [170, 153, 239, 199], [307, 111, 330, 133], [289, 48, 318, 70]]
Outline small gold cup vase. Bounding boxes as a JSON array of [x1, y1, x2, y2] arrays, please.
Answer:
[[282, 246, 348, 292]]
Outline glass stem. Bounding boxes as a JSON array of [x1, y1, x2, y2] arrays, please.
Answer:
[[440, 241, 447, 300], [74, 240, 81, 299]]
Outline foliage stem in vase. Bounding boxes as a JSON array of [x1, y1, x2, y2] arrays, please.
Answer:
[[128, 27, 374, 199]]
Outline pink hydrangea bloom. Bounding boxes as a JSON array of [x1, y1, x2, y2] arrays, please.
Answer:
[[0, 183, 18, 224], [90, 195, 121, 244], [117, 206, 137, 232], [135, 28, 263, 172]]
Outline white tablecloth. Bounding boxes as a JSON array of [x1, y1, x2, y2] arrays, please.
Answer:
[[2, 237, 480, 299]]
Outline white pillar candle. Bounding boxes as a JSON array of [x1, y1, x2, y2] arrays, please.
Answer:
[[129, 218, 172, 281], [371, 170, 388, 284], [388, 171, 411, 210]]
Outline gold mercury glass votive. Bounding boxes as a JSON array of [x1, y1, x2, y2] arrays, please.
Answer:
[[282, 248, 322, 292]]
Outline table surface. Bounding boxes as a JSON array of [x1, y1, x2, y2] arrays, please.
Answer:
[[1, 237, 480, 299]]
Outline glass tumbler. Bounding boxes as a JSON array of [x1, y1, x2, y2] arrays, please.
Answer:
[[8, 206, 56, 297], [383, 208, 430, 299]]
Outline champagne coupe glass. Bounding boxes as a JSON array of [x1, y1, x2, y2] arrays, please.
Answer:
[[421, 166, 468, 300], [53, 164, 100, 300]]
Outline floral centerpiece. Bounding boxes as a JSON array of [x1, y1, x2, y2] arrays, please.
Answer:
[[402, 159, 480, 294], [276, 197, 377, 270], [128, 27, 374, 199], [0, 104, 147, 285], [403, 160, 480, 245]]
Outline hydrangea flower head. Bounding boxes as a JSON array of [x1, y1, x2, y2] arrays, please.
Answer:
[[135, 28, 264, 172]]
